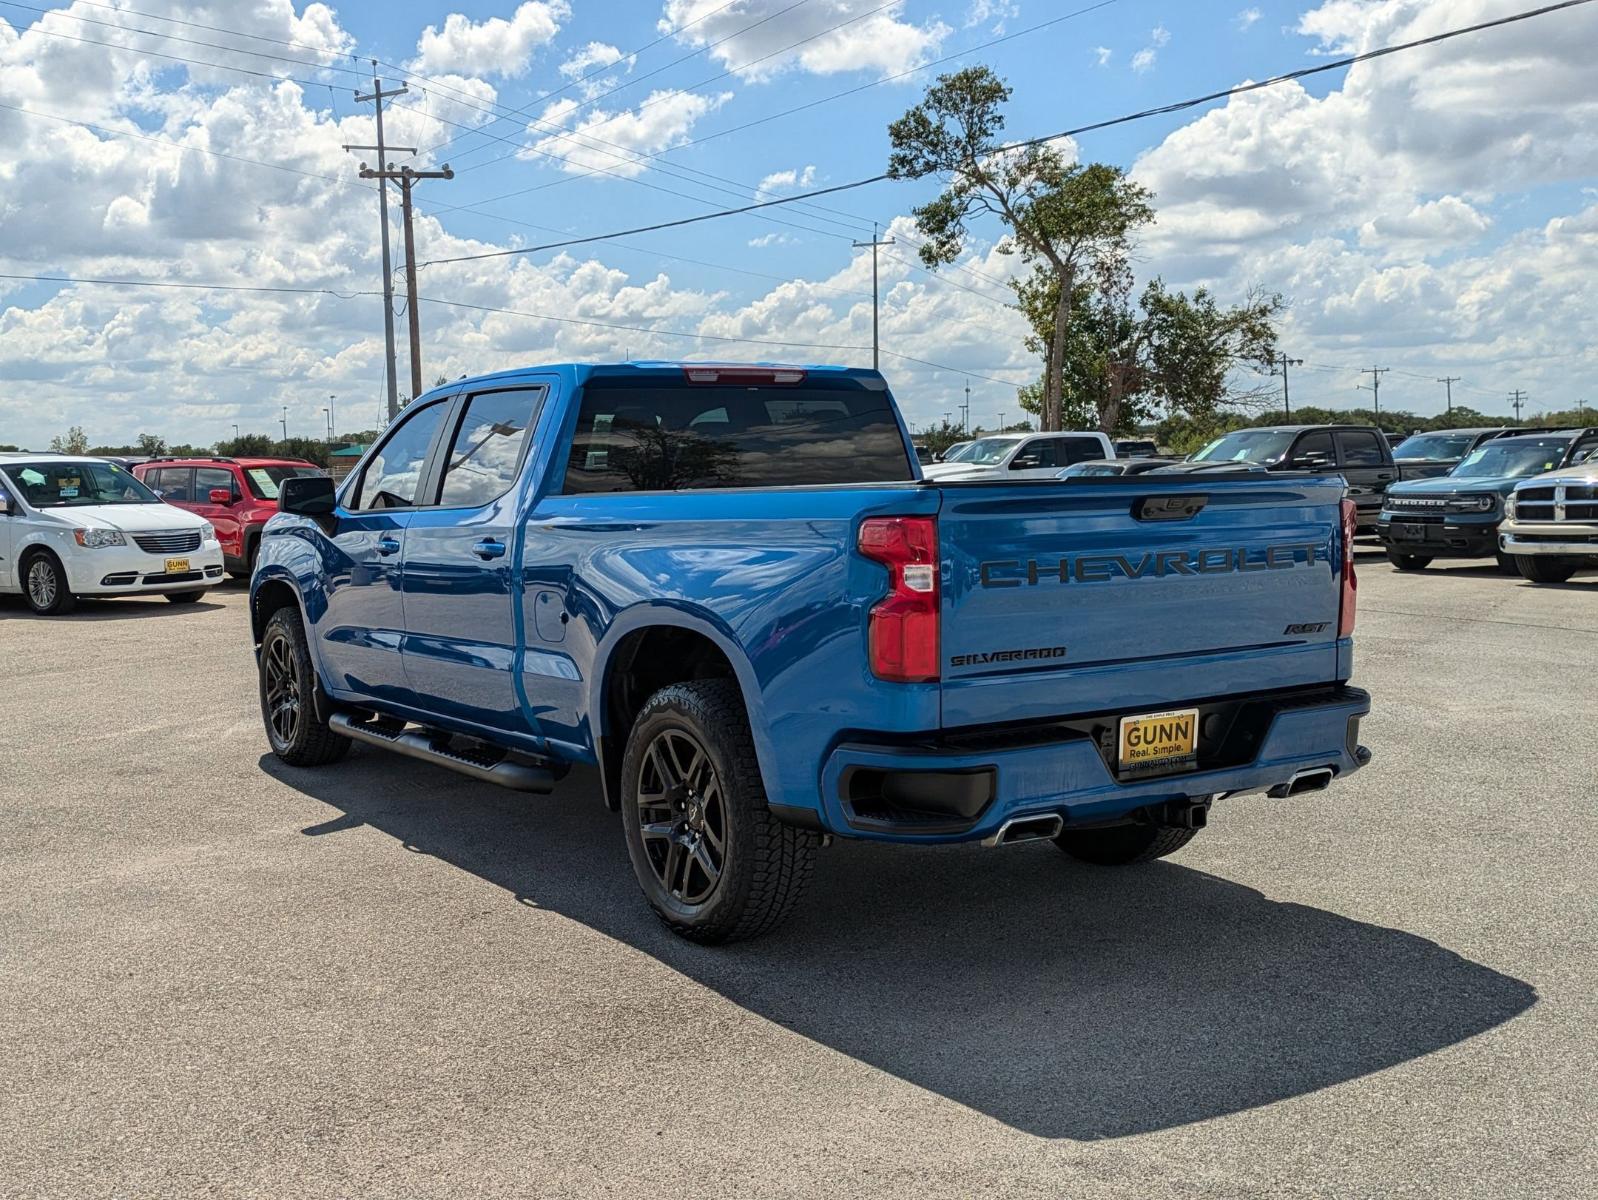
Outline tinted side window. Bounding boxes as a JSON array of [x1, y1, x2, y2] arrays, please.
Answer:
[[1336, 430, 1385, 466], [1011, 439, 1058, 469], [562, 380, 912, 493], [195, 467, 234, 499], [353, 400, 450, 510], [437, 388, 544, 507], [1569, 438, 1598, 464], [153, 467, 194, 501], [1293, 432, 1335, 465], [1061, 436, 1106, 465]]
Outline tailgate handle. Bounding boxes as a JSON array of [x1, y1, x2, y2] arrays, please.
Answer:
[[1136, 494, 1207, 522]]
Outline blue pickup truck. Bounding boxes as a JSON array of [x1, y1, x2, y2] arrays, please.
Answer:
[[251, 362, 1370, 942]]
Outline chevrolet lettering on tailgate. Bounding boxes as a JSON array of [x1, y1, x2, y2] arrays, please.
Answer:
[[978, 542, 1324, 588]]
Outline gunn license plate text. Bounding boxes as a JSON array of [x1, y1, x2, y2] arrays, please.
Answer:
[[1118, 707, 1198, 768]]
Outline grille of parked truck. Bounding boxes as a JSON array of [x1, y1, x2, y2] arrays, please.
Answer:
[[249, 362, 1370, 942], [1500, 460, 1598, 583]]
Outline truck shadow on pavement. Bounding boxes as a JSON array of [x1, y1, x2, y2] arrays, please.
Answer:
[[269, 755, 1536, 1141]]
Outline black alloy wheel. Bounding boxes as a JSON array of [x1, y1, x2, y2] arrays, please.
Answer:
[[261, 626, 303, 750], [635, 727, 727, 906]]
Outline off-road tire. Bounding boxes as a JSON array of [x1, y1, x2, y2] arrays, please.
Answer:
[[1386, 550, 1432, 571], [620, 679, 817, 944], [21, 549, 76, 615], [1055, 823, 1198, 866], [259, 606, 350, 767], [165, 590, 205, 604], [1516, 555, 1578, 584]]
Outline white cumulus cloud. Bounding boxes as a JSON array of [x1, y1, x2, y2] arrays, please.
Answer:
[[413, 2, 569, 78]]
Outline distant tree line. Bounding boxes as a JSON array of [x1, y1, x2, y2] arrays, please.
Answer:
[[33, 424, 381, 466]]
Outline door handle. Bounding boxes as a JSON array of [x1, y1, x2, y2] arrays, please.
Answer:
[[472, 538, 507, 560], [376, 536, 401, 556]]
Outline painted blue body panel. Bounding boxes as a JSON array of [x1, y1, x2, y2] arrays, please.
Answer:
[[253, 362, 1367, 842]]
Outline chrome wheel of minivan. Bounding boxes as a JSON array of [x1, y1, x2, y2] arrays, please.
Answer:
[[27, 559, 55, 609], [635, 728, 727, 905]]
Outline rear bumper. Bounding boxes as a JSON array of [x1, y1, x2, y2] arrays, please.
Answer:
[[793, 685, 1371, 843]]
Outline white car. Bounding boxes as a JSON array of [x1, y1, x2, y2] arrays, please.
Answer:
[[0, 454, 224, 615], [920, 431, 1115, 481]]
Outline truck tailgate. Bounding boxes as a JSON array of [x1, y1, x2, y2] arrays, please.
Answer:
[[935, 475, 1348, 728]]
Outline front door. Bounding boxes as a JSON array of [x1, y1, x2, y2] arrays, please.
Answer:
[[315, 396, 453, 705], [400, 384, 547, 735], [1333, 429, 1395, 521], [191, 465, 244, 565]]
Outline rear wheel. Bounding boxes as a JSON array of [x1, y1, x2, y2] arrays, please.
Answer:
[[1386, 550, 1432, 571], [1516, 555, 1578, 584], [1055, 823, 1198, 866], [259, 606, 349, 766], [165, 590, 205, 605], [620, 679, 816, 943], [21, 551, 76, 615]]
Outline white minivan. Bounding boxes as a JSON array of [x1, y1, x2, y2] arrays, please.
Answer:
[[920, 431, 1115, 481], [0, 454, 224, 615]]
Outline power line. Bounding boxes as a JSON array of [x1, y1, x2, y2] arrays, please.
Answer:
[[425, 0, 1596, 270]]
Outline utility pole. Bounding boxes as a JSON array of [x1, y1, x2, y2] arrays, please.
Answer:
[[280, 406, 288, 441], [361, 160, 453, 401], [1356, 366, 1390, 418], [231, 424, 239, 439], [349, 63, 414, 423], [851, 222, 895, 371], [1509, 389, 1527, 422], [961, 379, 971, 435], [998, 410, 1005, 433], [1271, 351, 1303, 418], [1436, 376, 1460, 417]]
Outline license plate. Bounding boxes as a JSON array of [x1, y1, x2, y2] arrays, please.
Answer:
[[164, 557, 190, 574], [1118, 707, 1198, 769], [1392, 522, 1429, 540]]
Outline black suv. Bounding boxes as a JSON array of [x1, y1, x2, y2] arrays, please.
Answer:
[[1188, 424, 1396, 528]]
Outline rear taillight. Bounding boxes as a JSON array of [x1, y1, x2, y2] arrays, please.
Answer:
[[1338, 497, 1358, 637], [858, 516, 939, 683]]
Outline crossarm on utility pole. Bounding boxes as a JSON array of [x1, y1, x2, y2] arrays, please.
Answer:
[[360, 161, 454, 404]]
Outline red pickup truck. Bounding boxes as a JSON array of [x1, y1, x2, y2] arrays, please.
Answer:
[[133, 456, 326, 576]]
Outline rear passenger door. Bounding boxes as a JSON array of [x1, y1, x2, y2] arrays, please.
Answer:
[[400, 384, 547, 734], [1333, 429, 1395, 520], [191, 466, 243, 565], [148, 467, 196, 512], [1005, 437, 1062, 480]]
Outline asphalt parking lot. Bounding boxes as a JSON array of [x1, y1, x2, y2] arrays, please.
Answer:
[[3, 550, 1595, 1199]]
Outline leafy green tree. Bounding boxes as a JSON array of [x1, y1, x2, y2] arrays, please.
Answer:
[[135, 433, 167, 456], [49, 425, 89, 454], [1014, 275, 1283, 434], [888, 66, 1153, 431], [917, 418, 971, 457], [217, 433, 276, 457]]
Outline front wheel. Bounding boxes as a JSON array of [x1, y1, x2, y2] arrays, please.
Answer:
[[1386, 550, 1432, 571], [1495, 552, 1520, 575], [22, 551, 76, 615], [1055, 823, 1198, 866], [165, 590, 205, 605], [620, 679, 817, 943], [1516, 555, 1578, 584], [259, 606, 349, 766]]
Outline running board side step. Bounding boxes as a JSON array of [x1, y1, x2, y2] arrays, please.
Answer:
[[330, 713, 555, 793]]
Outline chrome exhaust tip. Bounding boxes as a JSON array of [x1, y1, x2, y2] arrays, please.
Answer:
[[1267, 766, 1335, 799], [982, 813, 1065, 847]]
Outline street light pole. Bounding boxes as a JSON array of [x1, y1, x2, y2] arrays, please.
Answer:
[[280, 407, 288, 441], [328, 394, 336, 440]]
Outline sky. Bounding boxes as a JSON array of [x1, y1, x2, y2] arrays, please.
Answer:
[[2, 0, 1597, 448]]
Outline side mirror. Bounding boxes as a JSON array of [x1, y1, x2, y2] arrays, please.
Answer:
[[1293, 454, 1331, 469], [279, 475, 337, 516], [1011, 455, 1041, 470], [208, 488, 233, 505]]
